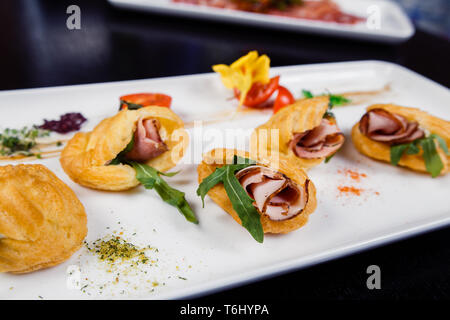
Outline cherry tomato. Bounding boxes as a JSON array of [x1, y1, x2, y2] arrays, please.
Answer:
[[234, 76, 280, 108], [119, 93, 172, 110], [273, 86, 295, 113]]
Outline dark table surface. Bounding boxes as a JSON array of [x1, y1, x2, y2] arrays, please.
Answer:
[[1, 0, 449, 300]]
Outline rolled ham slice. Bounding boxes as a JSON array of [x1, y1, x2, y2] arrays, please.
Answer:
[[126, 118, 168, 162], [359, 109, 424, 144], [289, 118, 345, 159], [236, 165, 308, 221]]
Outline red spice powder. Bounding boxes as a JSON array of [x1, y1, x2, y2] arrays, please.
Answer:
[[337, 185, 363, 196], [337, 168, 367, 182]]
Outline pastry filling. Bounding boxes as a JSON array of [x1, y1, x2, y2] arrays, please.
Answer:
[[359, 109, 425, 144], [235, 165, 308, 221], [126, 118, 168, 162], [289, 117, 345, 159]]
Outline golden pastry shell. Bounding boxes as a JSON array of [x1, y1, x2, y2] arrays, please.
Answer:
[[197, 148, 317, 234], [0, 164, 87, 273], [352, 104, 450, 175], [60, 106, 189, 191], [251, 96, 331, 169]]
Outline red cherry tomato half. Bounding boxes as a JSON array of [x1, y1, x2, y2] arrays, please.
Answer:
[[119, 93, 172, 110], [234, 76, 280, 108], [273, 86, 295, 114]]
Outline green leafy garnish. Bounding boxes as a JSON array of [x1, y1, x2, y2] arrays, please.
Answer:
[[130, 161, 198, 224], [110, 136, 135, 165], [0, 126, 49, 157], [328, 94, 351, 108], [323, 110, 335, 119], [390, 143, 412, 166], [302, 89, 350, 121], [109, 137, 196, 223], [405, 142, 420, 155], [196, 155, 263, 243], [418, 138, 443, 178], [302, 89, 351, 109], [120, 101, 143, 111], [301, 89, 314, 99], [324, 153, 335, 163], [390, 134, 448, 177], [430, 134, 449, 155]]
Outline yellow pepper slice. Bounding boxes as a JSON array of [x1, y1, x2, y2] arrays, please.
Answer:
[[212, 51, 270, 106]]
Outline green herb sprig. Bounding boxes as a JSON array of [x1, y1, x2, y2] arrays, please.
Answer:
[[120, 101, 143, 111], [196, 156, 264, 243], [302, 89, 351, 111], [324, 153, 335, 163], [131, 161, 197, 224], [390, 134, 449, 177], [109, 137, 197, 223], [0, 126, 49, 157], [110, 136, 135, 165]]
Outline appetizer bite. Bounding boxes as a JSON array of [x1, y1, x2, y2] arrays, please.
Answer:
[[213, 51, 295, 110], [60, 106, 197, 223], [197, 148, 317, 242], [0, 164, 87, 273], [352, 104, 450, 177], [252, 96, 345, 169]]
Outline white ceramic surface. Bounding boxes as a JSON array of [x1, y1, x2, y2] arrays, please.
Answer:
[[0, 60, 449, 299], [108, 0, 415, 43]]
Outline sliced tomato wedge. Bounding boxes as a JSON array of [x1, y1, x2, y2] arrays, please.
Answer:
[[234, 76, 280, 108], [273, 86, 295, 113], [119, 93, 172, 110]]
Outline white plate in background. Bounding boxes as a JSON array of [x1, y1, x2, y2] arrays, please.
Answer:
[[0, 60, 449, 299], [108, 0, 415, 43]]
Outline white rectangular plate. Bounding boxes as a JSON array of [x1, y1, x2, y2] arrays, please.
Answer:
[[108, 0, 414, 43], [0, 61, 449, 300]]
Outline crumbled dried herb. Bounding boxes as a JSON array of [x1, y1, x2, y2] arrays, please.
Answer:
[[86, 236, 151, 265]]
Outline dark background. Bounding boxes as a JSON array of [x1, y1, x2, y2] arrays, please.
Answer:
[[0, 0, 448, 300]]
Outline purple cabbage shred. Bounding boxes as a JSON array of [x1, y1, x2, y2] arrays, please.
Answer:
[[39, 112, 87, 133]]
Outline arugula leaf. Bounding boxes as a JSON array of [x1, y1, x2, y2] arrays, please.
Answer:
[[302, 89, 314, 99], [196, 166, 228, 207], [233, 155, 257, 165], [405, 142, 420, 155], [301, 89, 350, 113], [120, 100, 143, 110], [110, 136, 135, 165], [197, 163, 251, 207], [390, 144, 410, 166], [390, 135, 447, 177], [430, 134, 449, 155], [323, 110, 335, 119], [130, 161, 198, 224], [197, 156, 256, 206], [418, 138, 443, 178], [301, 89, 350, 107], [329, 94, 351, 108], [223, 165, 264, 243], [196, 155, 264, 242], [324, 153, 335, 163]]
